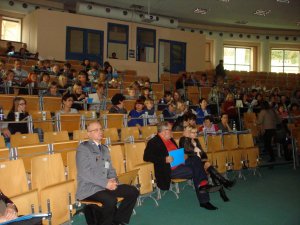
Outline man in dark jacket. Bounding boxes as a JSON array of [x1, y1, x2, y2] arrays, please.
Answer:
[[143, 121, 219, 210]]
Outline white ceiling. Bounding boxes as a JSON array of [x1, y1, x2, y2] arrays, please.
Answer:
[[55, 0, 300, 32]]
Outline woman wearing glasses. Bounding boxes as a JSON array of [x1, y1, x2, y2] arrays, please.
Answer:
[[5, 97, 30, 136], [179, 125, 235, 202]]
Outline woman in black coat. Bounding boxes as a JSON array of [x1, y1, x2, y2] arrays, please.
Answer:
[[179, 125, 235, 202]]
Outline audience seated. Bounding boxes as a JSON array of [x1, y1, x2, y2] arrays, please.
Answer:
[[12, 59, 28, 84], [89, 83, 106, 111], [144, 99, 158, 125], [162, 101, 177, 124], [217, 113, 233, 132], [50, 64, 61, 77], [144, 121, 220, 210], [196, 98, 211, 125], [45, 81, 61, 97], [81, 59, 91, 72], [199, 116, 219, 133], [20, 72, 39, 95], [72, 82, 86, 111], [109, 93, 127, 114], [179, 125, 235, 202], [6, 97, 30, 136], [158, 91, 173, 111], [128, 99, 145, 128], [59, 93, 78, 114], [0, 70, 19, 94]]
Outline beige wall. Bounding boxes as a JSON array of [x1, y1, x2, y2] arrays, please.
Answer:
[[23, 9, 206, 82]]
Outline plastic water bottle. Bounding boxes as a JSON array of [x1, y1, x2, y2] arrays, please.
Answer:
[[232, 121, 236, 131], [0, 108, 4, 121]]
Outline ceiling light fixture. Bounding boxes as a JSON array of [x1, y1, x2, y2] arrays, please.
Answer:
[[277, 0, 289, 3], [194, 8, 209, 15], [254, 9, 271, 16]]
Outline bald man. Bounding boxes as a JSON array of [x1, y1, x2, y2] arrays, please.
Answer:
[[76, 122, 139, 225]]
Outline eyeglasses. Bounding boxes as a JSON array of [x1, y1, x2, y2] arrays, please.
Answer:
[[88, 128, 104, 132]]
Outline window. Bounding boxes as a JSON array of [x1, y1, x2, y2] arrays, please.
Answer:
[[271, 49, 300, 73], [107, 23, 128, 60], [136, 27, 156, 63], [66, 26, 104, 65], [1, 17, 21, 42], [223, 47, 251, 71]]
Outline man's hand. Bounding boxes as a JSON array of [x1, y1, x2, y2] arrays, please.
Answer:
[[166, 156, 174, 163], [106, 179, 118, 191]]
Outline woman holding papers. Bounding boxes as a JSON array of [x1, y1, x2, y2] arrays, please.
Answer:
[[144, 121, 220, 210], [179, 125, 236, 202]]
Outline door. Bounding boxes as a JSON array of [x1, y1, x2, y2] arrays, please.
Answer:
[[66, 27, 103, 65], [158, 39, 186, 80]]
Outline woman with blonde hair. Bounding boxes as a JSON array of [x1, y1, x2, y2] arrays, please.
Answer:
[[179, 125, 235, 202]]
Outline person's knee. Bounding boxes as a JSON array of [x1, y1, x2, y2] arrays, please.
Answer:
[[102, 198, 118, 212]]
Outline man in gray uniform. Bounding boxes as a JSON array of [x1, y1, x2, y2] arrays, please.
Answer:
[[76, 122, 139, 225]]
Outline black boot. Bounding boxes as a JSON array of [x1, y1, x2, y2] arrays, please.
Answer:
[[211, 176, 230, 202], [219, 187, 229, 202], [207, 166, 236, 189], [200, 202, 218, 210]]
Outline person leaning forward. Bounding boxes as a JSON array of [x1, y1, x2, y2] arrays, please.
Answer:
[[143, 121, 220, 210], [76, 122, 139, 225]]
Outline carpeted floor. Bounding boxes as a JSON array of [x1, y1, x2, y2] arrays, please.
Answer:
[[129, 164, 300, 225], [73, 164, 300, 225]]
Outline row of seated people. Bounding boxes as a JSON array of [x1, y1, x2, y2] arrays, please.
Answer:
[[1, 90, 300, 137], [1, 120, 246, 225]]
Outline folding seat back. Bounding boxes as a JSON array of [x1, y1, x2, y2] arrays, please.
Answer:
[[0, 159, 29, 196], [31, 153, 66, 191], [223, 134, 238, 150], [10, 133, 40, 148], [44, 131, 69, 143], [109, 145, 125, 175], [16, 144, 50, 172], [40, 180, 75, 225], [121, 127, 140, 141], [103, 128, 119, 142], [206, 134, 222, 152], [124, 142, 146, 171], [140, 126, 157, 140]]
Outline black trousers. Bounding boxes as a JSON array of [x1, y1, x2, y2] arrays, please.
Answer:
[[84, 184, 139, 225], [263, 129, 276, 161], [171, 158, 210, 204]]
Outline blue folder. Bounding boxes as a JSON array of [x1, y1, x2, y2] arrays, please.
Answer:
[[0, 213, 48, 224], [169, 148, 185, 167]]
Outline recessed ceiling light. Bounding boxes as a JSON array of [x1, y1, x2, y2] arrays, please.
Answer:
[[277, 0, 289, 3], [194, 8, 209, 15], [254, 9, 271, 16]]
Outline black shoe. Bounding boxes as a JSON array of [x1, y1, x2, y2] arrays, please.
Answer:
[[199, 184, 222, 193], [200, 202, 218, 210], [219, 187, 230, 202]]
